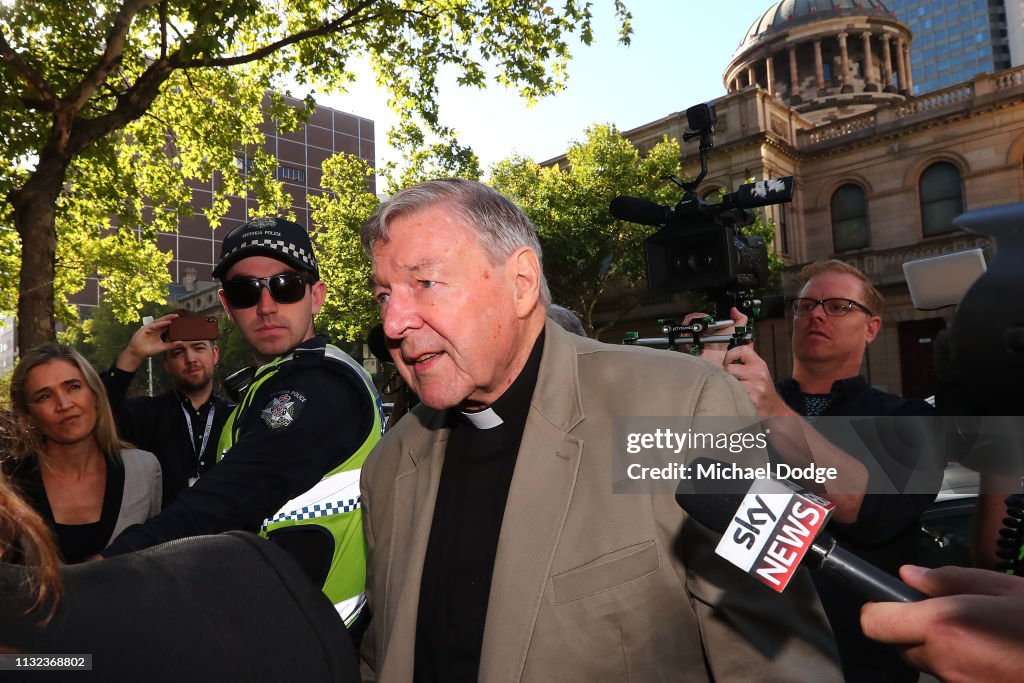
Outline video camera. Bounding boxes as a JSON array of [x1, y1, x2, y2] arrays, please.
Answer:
[[610, 102, 793, 349]]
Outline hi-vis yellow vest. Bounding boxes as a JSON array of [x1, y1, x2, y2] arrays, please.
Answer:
[[217, 343, 383, 625]]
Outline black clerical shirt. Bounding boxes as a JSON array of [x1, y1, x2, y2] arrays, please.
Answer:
[[414, 331, 545, 683]]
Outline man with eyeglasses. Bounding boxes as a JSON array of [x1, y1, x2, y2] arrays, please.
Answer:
[[693, 259, 937, 683], [103, 216, 383, 632]]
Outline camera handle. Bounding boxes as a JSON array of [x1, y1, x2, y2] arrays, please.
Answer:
[[623, 317, 753, 354]]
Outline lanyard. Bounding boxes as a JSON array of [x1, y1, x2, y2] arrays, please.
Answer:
[[181, 402, 216, 464]]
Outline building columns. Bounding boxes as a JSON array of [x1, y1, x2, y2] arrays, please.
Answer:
[[895, 36, 908, 94], [863, 31, 878, 91], [881, 34, 896, 92], [788, 45, 801, 102], [747, 65, 756, 88], [766, 55, 775, 96], [901, 41, 914, 94], [814, 39, 825, 93], [838, 32, 853, 93]]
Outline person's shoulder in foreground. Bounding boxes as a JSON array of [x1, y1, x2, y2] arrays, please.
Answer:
[[2, 532, 360, 683]]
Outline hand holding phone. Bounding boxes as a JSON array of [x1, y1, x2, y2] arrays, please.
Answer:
[[164, 315, 219, 341]]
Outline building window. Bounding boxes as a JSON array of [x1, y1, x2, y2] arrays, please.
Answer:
[[277, 165, 306, 183], [830, 184, 870, 252], [235, 156, 306, 184], [920, 162, 964, 236], [234, 155, 255, 175]]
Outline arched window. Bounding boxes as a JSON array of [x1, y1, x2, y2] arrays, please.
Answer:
[[830, 184, 870, 252], [920, 162, 964, 236], [701, 187, 725, 202]]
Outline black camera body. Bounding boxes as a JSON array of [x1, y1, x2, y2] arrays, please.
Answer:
[[610, 102, 793, 318], [643, 205, 769, 294]]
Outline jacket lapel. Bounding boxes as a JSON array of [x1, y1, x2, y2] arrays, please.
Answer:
[[478, 322, 585, 682], [380, 414, 448, 682]]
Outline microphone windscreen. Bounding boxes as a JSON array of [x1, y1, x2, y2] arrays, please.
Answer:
[[609, 196, 670, 226], [674, 458, 749, 532]]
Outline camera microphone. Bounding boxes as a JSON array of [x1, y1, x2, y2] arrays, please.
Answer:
[[609, 195, 672, 226], [676, 459, 925, 603]]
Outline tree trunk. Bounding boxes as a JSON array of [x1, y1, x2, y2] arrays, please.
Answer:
[[11, 163, 66, 351]]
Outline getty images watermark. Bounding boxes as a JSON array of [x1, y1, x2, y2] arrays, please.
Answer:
[[613, 415, 972, 495], [615, 417, 844, 495]]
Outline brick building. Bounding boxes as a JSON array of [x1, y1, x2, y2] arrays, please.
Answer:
[[70, 95, 375, 318]]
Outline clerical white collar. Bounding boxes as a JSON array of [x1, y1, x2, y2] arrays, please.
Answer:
[[460, 407, 504, 429]]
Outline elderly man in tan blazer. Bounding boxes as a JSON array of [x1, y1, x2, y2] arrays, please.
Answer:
[[359, 179, 841, 683]]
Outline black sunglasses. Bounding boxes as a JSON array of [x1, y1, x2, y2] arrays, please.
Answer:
[[222, 274, 310, 309]]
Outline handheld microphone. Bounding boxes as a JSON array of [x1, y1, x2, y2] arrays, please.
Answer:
[[609, 196, 672, 226], [676, 459, 926, 603]]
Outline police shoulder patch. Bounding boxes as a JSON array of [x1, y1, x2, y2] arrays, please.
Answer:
[[261, 390, 308, 430]]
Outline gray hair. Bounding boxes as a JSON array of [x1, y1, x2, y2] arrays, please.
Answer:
[[361, 179, 551, 306], [547, 304, 586, 336]]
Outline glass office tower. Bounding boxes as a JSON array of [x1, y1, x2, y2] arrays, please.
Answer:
[[888, 0, 1013, 93]]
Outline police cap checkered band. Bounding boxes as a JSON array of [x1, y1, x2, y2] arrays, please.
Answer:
[[212, 216, 320, 280]]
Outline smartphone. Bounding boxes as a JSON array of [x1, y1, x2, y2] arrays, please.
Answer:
[[165, 315, 219, 342]]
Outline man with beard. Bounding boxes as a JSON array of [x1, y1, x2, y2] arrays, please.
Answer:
[[102, 315, 231, 507]]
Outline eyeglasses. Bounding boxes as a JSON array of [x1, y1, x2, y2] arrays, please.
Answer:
[[791, 298, 873, 318], [221, 274, 310, 309]]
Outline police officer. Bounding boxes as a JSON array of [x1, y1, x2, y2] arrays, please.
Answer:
[[103, 217, 382, 628]]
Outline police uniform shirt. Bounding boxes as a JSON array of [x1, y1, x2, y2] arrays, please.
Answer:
[[102, 335, 376, 557], [414, 331, 544, 683]]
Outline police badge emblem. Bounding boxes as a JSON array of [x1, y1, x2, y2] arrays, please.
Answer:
[[261, 390, 307, 429]]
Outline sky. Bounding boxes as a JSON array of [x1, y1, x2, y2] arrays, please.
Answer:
[[309, 1, 774, 177]]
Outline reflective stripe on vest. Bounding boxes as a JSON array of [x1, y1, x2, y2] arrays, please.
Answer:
[[217, 342, 382, 626]]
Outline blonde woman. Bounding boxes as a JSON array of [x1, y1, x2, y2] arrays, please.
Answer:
[[7, 343, 161, 563]]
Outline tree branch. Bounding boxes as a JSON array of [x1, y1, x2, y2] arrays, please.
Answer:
[[0, 29, 57, 110], [69, 0, 385, 152], [65, 0, 163, 114], [67, 57, 174, 157], [159, 0, 168, 59], [180, 0, 381, 69]]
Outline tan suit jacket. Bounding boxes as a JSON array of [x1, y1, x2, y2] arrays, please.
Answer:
[[361, 321, 841, 682]]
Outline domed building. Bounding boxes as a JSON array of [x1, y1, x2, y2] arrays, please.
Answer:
[[581, 0, 1024, 398], [725, 0, 913, 123]]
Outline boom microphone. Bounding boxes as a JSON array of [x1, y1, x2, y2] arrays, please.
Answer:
[[676, 459, 926, 603], [609, 195, 672, 226]]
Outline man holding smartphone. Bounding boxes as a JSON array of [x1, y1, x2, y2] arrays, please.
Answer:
[[101, 312, 230, 506], [102, 216, 383, 630]]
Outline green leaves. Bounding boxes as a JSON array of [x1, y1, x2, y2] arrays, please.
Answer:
[[308, 152, 380, 343], [2, 0, 631, 346], [490, 124, 679, 335]]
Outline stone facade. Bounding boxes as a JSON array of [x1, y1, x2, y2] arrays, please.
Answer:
[[593, 51, 1024, 398]]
